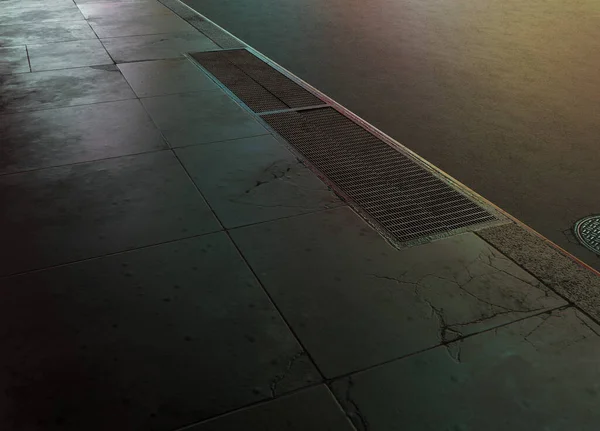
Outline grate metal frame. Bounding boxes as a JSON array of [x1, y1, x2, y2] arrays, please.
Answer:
[[189, 48, 506, 247], [191, 50, 324, 113], [261, 108, 502, 245]]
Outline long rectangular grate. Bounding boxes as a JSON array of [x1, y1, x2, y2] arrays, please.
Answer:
[[261, 108, 499, 243], [191, 49, 323, 112]]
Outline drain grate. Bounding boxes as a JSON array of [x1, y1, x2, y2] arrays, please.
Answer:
[[262, 108, 499, 244], [191, 49, 323, 112], [574, 216, 600, 255]]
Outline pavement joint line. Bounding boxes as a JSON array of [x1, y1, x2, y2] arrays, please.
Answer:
[[0, 147, 170, 178], [172, 381, 326, 431], [133, 74, 332, 378], [167, 130, 328, 383], [0, 204, 343, 281], [323, 303, 572, 383], [0, 229, 223, 281], [0, 95, 137, 116]]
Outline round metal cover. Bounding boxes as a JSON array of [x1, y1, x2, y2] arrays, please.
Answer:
[[574, 215, 600, 255]]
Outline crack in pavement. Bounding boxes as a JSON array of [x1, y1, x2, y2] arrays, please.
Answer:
[[269, 350, 305, 398], [242, 159, 305, 195], [343, 376, 369, 431], [574, 310, 600, 337], [369, 253, 552, 343]]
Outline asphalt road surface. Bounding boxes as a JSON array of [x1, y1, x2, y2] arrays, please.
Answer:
[[185, 0, 600, 271]]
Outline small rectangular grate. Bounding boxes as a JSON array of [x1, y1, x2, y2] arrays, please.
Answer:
[[262, 108, 498, 244], [191, 49, 323, 112]]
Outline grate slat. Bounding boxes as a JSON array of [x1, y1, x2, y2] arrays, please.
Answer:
[[261, 108, 499, 243]]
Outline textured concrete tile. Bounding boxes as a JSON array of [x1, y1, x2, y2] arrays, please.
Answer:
[[176, 135, 342, 228], [89, 13, 195, 38], [0, 3, 84, 25], [101, 32, 218, 62], [0, 46, 29, 74], [478, 223, 600, 322], [0, 65, 135, 113], [0, 151, 220, 276], [0, 99, 167, 174], [141, 91, 268, 147], [185, 386, 354, 431], [27, 39, 112, 72], [77, 1, 171, 19], [332, 307, 600, 431], [230, 207, 565, 377], [0, 234, 319, 431], [76, 0, 150, 3], [2, 0, 73, 8], [117, 58, 218, 97], [0, 20, 96, 46]]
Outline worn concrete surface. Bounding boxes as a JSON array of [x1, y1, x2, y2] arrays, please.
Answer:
[[332, 307, 600, 431], [89, 13, 196, 38], [0, 66, 135, 113], [101, 32, 218, 62], [118, 58, 219, 97], [0, 20, 96, 46], [231, 207, 565, 377], [0, 152, 220, 276], [77, 1, 172, 19], [2, 0, 600, 430], [27, 39, 113, 72], [0, 99, 167, 174], [141, 91, 268, 147], [176, 135, 342, 228], [479, 223, 600, 321], [0, 46, 29, 74], [0, 234, 319, 431], [183, 386, 354, 431]]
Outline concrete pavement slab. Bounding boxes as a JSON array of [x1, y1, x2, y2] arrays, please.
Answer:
[[101, 32, 217, 62], [230, 207, 565, 377], [77, 1, 172, 19], [176, 135, 342, 228], [0, 20, 96, 46], [118, 58, 218, 97], [0, 233, 319, 431], [89, 13, 196, 38], [182, 385, 354, 431], [0, 3, 84, 25], [0, 65, 135, 114], [141, 91, 268, 147], [0, 151, 220, 276], [331, 307, 600, 431], [479, 223, 600, 322], [2, 0, 74, 8], [0, 46, 29, 74], [27, 39, 113, 72], [0, 99, 167, 174], [76, 0, 151, 3]]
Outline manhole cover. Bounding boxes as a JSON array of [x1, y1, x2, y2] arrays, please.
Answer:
[[574, 216, 600, 255]]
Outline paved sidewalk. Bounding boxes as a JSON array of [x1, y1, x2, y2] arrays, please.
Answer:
[[1, 1, 600, 430]]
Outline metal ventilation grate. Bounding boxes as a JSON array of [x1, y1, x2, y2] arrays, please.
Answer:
[[262, 108, 499, 244], [191, 49, 323, 112]]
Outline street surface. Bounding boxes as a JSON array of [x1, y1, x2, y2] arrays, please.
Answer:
[[185, 0, 600, 270]]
